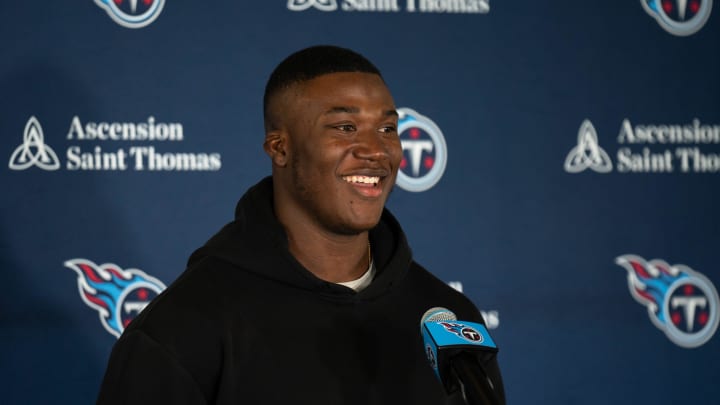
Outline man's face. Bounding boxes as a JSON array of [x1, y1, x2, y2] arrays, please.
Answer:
[[272, 71, 402, 235]]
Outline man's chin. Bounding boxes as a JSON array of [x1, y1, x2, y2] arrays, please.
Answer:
[[330, 218, 382, 236]]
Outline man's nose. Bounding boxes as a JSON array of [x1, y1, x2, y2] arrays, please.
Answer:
[[354, 129, 390, 161]]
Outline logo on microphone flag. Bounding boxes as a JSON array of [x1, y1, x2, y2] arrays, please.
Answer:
[[424, 320, 496, 348], [439, 322, 484, 343], [422, 319, 497, 381]]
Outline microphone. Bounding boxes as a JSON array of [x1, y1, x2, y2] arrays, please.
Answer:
[[420, 307, 503, 405]]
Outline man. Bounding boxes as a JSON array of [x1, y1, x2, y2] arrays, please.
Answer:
[[97, 45, 505, 404]]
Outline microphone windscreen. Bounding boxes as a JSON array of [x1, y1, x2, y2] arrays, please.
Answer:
[[420, 307, 457, 327]]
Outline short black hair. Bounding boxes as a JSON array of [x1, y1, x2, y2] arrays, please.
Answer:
[[263, 45, 383, 131]]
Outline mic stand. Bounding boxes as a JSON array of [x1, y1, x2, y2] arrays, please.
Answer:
[[449, 352, 501, 405]]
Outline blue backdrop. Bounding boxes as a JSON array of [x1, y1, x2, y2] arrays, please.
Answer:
[[2, 1, 719, 403]]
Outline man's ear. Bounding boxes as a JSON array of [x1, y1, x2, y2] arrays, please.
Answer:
[[263, 130, 289, 167]]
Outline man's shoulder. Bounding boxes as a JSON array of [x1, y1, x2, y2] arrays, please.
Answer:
[[405, 261, 458, 294], [404, 261, 484, 323], [104, 258, 233, 404], [122, 256, 239, 339]]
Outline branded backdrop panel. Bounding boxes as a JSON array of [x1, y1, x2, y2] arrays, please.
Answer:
[[1, 1, 719, 404]]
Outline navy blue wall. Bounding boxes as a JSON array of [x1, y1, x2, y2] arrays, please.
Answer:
[[2, 1, 719, 403]]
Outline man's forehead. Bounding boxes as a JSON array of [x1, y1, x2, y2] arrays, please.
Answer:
[[268, 73, 395, 125], [296, 71, 387, 93]]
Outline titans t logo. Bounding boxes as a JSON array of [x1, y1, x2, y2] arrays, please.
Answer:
[[616, 254, 719, 348]]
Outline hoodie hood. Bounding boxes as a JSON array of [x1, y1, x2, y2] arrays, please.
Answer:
[[187, 176, 412, 300]]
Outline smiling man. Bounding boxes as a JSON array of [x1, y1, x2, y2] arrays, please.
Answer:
[[97, 46, 504, 405], [264, 61, 402, 285]]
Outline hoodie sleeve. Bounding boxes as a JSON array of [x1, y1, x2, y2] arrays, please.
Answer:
[[96, 330, 208, 405]]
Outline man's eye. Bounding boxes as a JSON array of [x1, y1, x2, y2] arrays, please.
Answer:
[[335, 124, 356, 132], [379, 126, 397, 134]]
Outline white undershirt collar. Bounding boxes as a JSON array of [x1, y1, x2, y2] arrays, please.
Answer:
[[336, 258, 376, 292]]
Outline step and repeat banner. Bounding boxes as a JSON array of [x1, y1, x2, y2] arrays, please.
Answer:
[[1, 1, 719, 404]]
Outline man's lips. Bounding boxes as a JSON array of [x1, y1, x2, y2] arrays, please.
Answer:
[[341, 174, 385, 198]]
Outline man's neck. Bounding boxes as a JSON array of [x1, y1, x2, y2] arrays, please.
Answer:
[[284, 227, 370, 284]]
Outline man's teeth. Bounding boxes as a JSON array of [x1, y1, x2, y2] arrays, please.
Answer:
[[343, 175, 380, 185]]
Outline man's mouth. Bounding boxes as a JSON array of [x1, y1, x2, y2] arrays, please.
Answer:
[[342, 175, 380, 186]]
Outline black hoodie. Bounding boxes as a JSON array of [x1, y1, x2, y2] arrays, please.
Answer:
[[97, 177, 505, 405]]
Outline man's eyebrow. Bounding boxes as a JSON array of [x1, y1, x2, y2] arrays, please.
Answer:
[[322, 107, 398, 117], [384, 109, 399, 118], [323, 106, 360, 115]]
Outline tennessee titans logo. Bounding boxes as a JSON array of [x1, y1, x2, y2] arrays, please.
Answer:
[[396, 108, 448, 192], [641, 0, 713, 36], [94, 0, 165, 29], [439, 322, 484, 343], [616, 255, 719, 348], [65, 258, 166, 338], [425, 344, 438, 369]]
